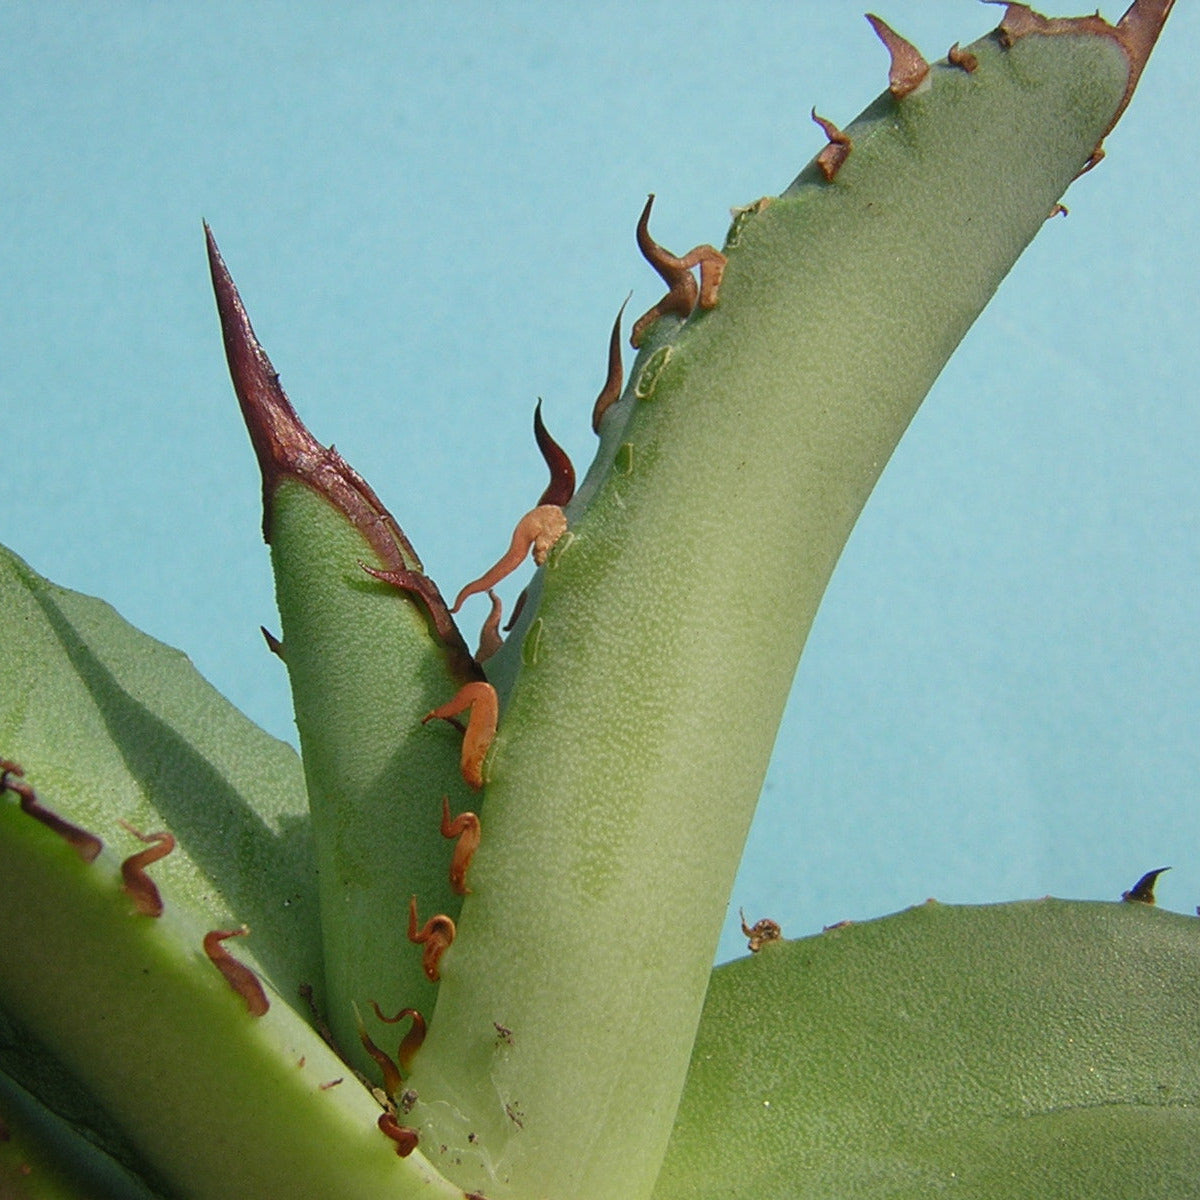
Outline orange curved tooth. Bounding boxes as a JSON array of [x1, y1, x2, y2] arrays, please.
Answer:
[[118, 822, 175, 918], [451, 506, 568, 613], [440, 795, 481, 895], [406, 896, 456, 982], [203, 928, 269, 1017], [421, 680, 499, 790]]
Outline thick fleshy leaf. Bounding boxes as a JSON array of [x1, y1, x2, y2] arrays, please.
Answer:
[[655, 899, 1200, 1199], [0, 544, 463, 1199], [0, 541, 319, 997]]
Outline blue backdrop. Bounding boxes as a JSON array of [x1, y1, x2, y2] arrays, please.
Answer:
[[2, 2, 1197, 962]]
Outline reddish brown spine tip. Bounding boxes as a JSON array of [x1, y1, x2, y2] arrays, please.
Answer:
[[990, 0, 1172, 148], [370, 1002, 427, 1073], [260, 626, 285, 659], [378, 1113, 420, 1157], [1, 760, 103, 863], [866, 13, 930, 97], [533, 401, 576, 508], [205, 225, 429, 575], [407, 896, 456, 982], [118, 822, 175, 917], [947, 42, 978, 72], [441, 795, 481, 895], [203, 928, 270, 1016], [812, 109, 852, 182], [591, 296, 630, 434], [1122, 866, 1170, 904]]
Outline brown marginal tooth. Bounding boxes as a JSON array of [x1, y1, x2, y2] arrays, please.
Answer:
[[441, 795, 481, 895], [377, 1113, 420, 1157], [504, 585, 529, 633], [1, 759, 103, 864], [947, 42, 978, 72], [203, 928, 270, 1016], [812, 109, 852, 182], [406, 896, 456, 982], [355, 1005, 402, 1097], [630, 195, 726, 348], [260, 626, 285, 659], [369, 1002, 427, 1073], [475, 589, 504, 664], [118, 821, 175, 917], [866, 13, 930, 98], [534, 401, 576, 507], [591, 296, 629, 434], [1122, 866, 1170, 904]]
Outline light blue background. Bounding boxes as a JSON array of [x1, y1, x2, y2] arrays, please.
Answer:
[[3, 3, 1197, 963]]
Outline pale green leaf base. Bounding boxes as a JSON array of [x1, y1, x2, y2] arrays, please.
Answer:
[[656, 899, 1200, 1199]]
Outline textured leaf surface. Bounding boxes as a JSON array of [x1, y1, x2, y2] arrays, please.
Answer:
[[655, 899, 1200, 1199], [0, 541, 319, 997]]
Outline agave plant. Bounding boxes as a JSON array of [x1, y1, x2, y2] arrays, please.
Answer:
[[2, 4, 1197, 1199]]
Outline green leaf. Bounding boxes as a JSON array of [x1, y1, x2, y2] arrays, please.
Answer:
[[0, 541, 319, 998], [207, 230, 483, 1071], [0, 543, 463, 1199], [655, 899, 1200, 1199]]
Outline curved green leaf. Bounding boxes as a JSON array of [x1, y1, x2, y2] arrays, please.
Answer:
[[655, 899, 1200, 1199], [0, 796, 461, 1200], [0, 542, 319, 998]]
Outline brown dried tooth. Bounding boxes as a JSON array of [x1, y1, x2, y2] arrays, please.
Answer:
[[1, 759, 103, 863], [812, 110, 852, 182], [534, 401, 576, 508], [118, 822, 175, 917], [203, 928, 270, 1016], [377, 1113, 420, 1157], [451, 506, 568, 614], [591, 297, 629, 434], [1122, 866, 1169, 904], [866, 14, 930, 97], [947, 42, 978, 72], [370, 1002, 427, 1073], [504, 586, 529, 632], [260, 626, 285, 659], [630, 195, 727, 348], [355, 1005, 402, 1097], [475, 590, 504, 664], [407, 896, 456, 982], [441, 795, 481, 895], [422, 681, 499, 791], [739, 907, 783, 952], [206, 226, 478, 678]]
